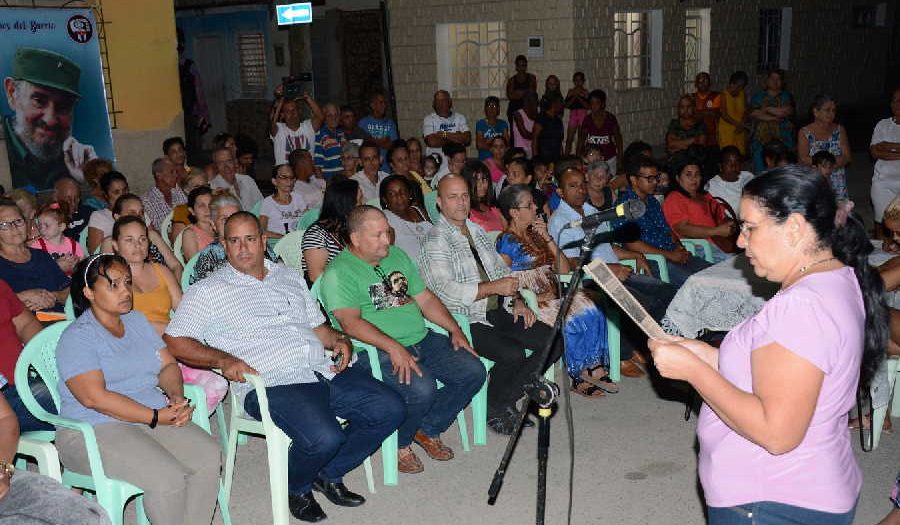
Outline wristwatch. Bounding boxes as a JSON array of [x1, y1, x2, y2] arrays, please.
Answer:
[[0, 461, 14, 480]]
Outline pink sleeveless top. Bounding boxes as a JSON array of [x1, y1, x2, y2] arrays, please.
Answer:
[[513, 109, 534, 157]]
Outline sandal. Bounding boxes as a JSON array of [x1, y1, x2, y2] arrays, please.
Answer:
[[571, 379, 605, 398], [579, 366, 620, 394]]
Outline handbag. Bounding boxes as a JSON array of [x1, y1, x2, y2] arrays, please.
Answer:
[[708, 197, 741, 254]]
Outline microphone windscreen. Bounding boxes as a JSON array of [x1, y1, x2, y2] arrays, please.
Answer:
[[622, 199, 647, 220]]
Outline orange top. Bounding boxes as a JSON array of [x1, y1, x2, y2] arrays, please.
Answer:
[[132, 263, 173, 323]]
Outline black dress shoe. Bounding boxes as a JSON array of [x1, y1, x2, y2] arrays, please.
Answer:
[[289, 492, 327, 522], [312, 479, 366, 507]]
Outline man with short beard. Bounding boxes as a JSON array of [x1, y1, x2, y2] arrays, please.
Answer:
[[3, 48, 96, 191]]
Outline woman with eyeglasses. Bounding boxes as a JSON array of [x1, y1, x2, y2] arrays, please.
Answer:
[[496, 184, 613, 398], [260, 164, 308, 240], [55, 254, 221, 525], [650, 166, 886, 525], [0, 198, 69, 312]]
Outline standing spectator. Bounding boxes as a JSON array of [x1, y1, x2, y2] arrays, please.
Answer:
[[475, 96, 510, 161], [717, 71, 750, 155], [314, 103, 346, 180], [352, 142, 390, 202], [705, 146, 754, 218], [871, 87, 900, 229], [532, 93, 565, 164], [539, 75, 562, 114], [260, 165, 307, 240], [577, 89, 624, 175], [269, 83, 323, 165], [177, 29, 210, 160], [209, 148, 263, 212], [290, 149, 325, 210], [798, 94, 852, 200], [505, 55, 537, 125], [339, 105, 368, 143], [692, 72, 721, 147], [423, 91, 471, 169], [666, 95, 706, 157], [749, 69, 795, 173], [358, 91, 399, 172], [512, 92, 538, 158], [142, 158, 187, 230], [565, 72, 589, 155]]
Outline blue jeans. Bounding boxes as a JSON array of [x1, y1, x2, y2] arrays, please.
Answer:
[[654, 254, 712, 288], [355, 330, 487, 448], [708, 501, 857, 525], [244, 366, 404, 495], [4, 379, 55, 433]]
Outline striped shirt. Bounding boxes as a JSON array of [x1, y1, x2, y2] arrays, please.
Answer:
[[166, 259, 333, 402], [418, 214, 511, 325], [314, 126, 344, 179]]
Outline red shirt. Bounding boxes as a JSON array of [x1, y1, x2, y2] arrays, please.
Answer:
[[662, 191, 726, 241], [0, 279, 25, 385], [694, 91, 721, 147]]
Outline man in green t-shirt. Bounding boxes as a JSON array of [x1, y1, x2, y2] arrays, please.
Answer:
[[320, 206, 486, 475]]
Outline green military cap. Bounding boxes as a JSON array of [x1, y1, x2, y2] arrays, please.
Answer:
[[11, 47, 81, 98]]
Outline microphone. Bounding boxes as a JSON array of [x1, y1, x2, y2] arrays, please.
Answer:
[[566, 199, 646, 230]]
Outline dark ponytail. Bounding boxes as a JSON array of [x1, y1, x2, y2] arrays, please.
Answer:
[[743, 165, 887, 388]]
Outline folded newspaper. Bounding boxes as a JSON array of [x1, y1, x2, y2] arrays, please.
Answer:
[[584, 259, 676, 342]]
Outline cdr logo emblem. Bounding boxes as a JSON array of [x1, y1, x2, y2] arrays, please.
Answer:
[[67, 15, 93, 43]]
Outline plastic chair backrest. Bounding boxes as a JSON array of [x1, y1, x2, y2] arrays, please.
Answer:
[[159, 211, 174, 248], [297, 208, 320, 230], [14, 321, 70, 415], [64, 295, 75, 320], [273, 230, 305, 272], [172, 230, 187, 265], [424, 192, 440, 222], [78, 227, 89, 256], [680, 238, 714, 263], [250, 201, 262, 217], [181, 252, 201, 292]]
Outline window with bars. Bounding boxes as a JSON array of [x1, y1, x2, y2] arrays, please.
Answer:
[[237, 32, 267, 99], [758, 8, 791, 72], [435, 22, 508, 99], [684, 8, 711, 91], [613, 11, 662, 90]]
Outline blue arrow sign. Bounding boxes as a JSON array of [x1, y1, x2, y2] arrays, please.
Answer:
[[276, 3, 312, 26]]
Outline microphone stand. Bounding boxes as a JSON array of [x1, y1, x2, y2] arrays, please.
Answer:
[[487, 225, 599, 525]]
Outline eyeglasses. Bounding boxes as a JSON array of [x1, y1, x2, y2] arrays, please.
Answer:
[[0, 218, 26, 231], [275, 174, 296, 180], [513, 201, 537, 209], [636, 175, 661, 183]]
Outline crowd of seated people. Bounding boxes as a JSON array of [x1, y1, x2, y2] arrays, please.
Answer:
[[3, 66, 900, 525]]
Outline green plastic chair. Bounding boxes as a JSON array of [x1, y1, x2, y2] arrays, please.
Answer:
[[296, 208, 320, 230], [310, 279, 492, 486], [78, 227, 89, 256], [424, 191, 440, 223], [250, 201, 262, 217], [172, 230, 187, 265], [869, 357, 899, 450], [15, 320, 231, 525], [680, 238, 715, 263], [16, 434, 62, 481], [221, 373, 375, 525], [159, 211, 174, 249], [181, 252, 201, 292], [272, 230, 305, 272]]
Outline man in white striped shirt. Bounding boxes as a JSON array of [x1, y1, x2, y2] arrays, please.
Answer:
[[164, 212, 403, 522]]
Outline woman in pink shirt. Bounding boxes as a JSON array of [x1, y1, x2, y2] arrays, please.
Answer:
[[651, 166, 887, 525], [462, 160, 505, 232]]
